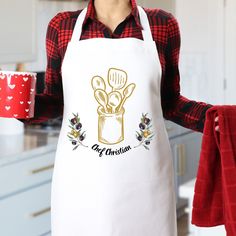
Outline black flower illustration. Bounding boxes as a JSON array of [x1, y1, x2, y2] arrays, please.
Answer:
[[67, 112, 88, 150], [134, 113, 155, 150]]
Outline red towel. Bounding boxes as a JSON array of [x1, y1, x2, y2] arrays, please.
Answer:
[[191, 105, 236, 236]]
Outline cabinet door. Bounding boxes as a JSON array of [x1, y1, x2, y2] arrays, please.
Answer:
[[0, 151, 55, 198], [0, 182, 51, 236], [0, 0, 36, 64], [170, 131, 202, 209], [176, 132, 202, 184]]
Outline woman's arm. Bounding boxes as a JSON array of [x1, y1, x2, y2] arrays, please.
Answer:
[[161, 13, 213, 133], [17, 13, 64, 124]]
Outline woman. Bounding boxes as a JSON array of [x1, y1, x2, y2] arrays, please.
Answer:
[[19, 0, 219, 235]]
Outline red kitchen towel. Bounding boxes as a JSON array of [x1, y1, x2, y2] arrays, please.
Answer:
[[191, 105, 236, 236]]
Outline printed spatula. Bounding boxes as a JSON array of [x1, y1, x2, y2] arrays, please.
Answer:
[[108, 68, 127, 91]]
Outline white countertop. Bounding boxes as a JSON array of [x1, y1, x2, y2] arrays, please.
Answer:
[[0, 120, 193, 167], [0, 128, 59, 167]]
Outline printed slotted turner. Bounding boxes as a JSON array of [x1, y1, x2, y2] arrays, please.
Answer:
[[108, 68, 127, 91]]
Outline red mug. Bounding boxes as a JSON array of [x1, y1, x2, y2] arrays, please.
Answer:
[[0, 71, 37, 118]]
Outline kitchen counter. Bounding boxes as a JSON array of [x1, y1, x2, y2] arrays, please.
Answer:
[[0, 126, 57, 236], [0, 127, 59, 167], [0, 120, 193, 167]]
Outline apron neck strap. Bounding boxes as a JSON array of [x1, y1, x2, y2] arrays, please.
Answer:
[[71, 5, 153, 42], [137, 6, 153, 42]]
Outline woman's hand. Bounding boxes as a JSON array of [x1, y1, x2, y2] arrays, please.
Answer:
[[215, 116, 219, 132]]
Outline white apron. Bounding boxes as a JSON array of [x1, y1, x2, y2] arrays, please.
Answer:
[[51, 5, 177, 236]]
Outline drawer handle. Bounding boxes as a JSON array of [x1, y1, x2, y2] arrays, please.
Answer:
[[29, 164, 54, 175], [177, 144, 186, 176], [30, 207, 51, 218]]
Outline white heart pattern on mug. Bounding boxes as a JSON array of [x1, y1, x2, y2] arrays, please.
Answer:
[[30, 88, 34, 92], [20, 92, 23, 94], [13, 114, 18, 117], [8, 84, 15, 89], [22, 84, 25, 87], [5, 106, 11, 110], [0, 75, 5, 80], [27, 101, 31, 104], [25, 109, 29, 112], [20, 101, 24, 104], [7, 96, 13, 100], [23, 77, 28, 82]]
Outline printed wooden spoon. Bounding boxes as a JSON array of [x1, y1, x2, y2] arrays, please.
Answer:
[[117, 83, 136, 112], [108, 68, 127, 91], [94, 89, 109, 113], [108, 91, 122, 113], [91, 76, 106, 91]]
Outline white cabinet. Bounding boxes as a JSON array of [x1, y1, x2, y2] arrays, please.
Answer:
[[0, 183, 51, 236], [0, 0, 36, 64], [170, 132, 202, 209], [0, 150, 55, 236], [0, 152, 54, 198], [165, 120, 203, 214]]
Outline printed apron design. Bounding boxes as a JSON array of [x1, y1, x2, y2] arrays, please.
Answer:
[[91, 67, 136, 145], [67, 112, 88, 150], [134, 112, 154, 150], [51, 5, 177, 236], [67, 67, 155, 150]]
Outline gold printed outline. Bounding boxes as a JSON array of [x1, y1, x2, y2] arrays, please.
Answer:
[[107, 68, 128, 91], [91, 67, 136, 145]]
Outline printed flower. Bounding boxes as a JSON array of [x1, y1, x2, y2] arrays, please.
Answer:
[[67, 112, 88, 150], [134, 113, 155, 150]]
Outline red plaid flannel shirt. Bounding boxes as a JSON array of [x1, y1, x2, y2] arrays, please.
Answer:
[[18, 0, 213, 132]]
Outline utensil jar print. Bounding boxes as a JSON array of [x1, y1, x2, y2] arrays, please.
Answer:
[[91, 68, 136, 145]]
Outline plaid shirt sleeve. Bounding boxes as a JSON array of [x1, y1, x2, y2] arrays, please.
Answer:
[[17, 13, 64, 124], [161, 13, 213, 133]]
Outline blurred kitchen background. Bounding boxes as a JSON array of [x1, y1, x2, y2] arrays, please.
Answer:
[[0, 0, 235, 235]]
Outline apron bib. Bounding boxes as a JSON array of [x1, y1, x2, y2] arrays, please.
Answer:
[[51, 6, 177, 236]]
